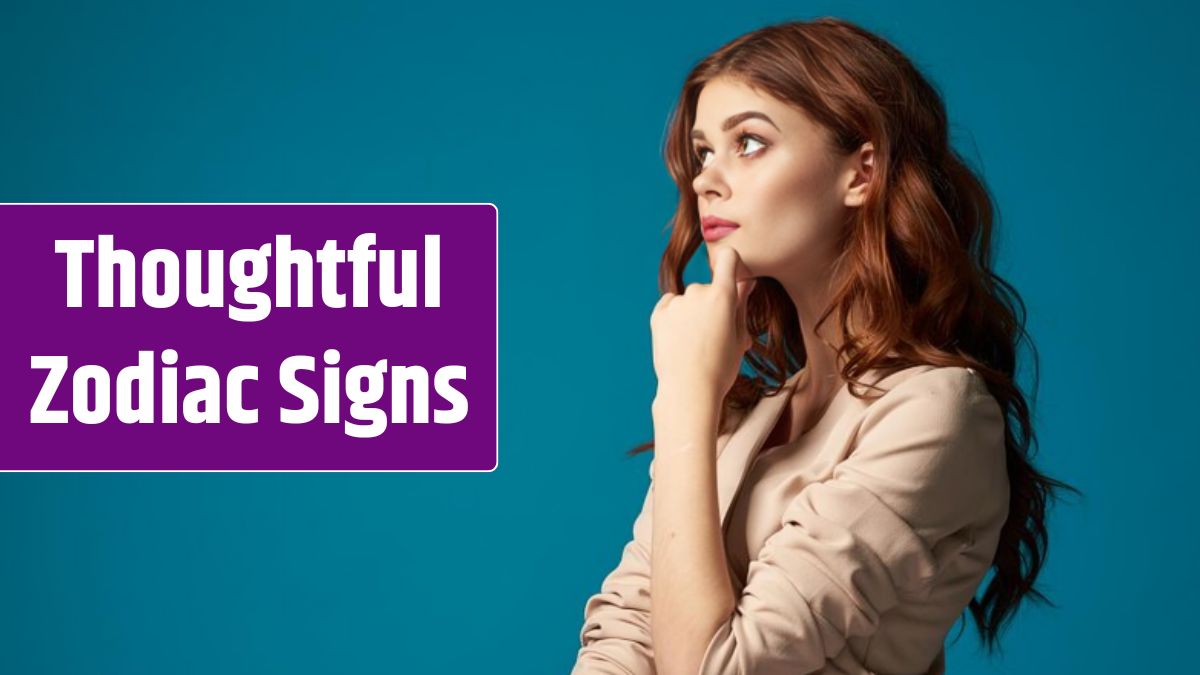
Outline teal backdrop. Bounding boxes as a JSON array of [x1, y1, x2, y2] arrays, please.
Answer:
[[2, 1, 1193, 673]]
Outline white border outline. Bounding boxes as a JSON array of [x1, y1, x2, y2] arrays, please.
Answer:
[[1, 202, 500, 474]]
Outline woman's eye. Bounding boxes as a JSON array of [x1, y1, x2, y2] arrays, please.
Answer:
[[742, 136, 765, 154], [694, 133, 766, 170]]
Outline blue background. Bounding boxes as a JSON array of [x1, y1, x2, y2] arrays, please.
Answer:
[[2, 1, 1193, 672]]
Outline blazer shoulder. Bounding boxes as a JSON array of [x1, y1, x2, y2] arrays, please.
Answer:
[[860, 364, 990, 407], [850, 365, 1002, 448], [853, 364, 1005, 466]]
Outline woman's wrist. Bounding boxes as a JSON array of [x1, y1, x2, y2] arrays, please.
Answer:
[[652, 384, 721, 458], [652, 382, 721, 418]]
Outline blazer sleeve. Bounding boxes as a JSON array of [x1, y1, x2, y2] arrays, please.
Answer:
[[571, 459, 658, 675], [697, 367, 1008, 675]]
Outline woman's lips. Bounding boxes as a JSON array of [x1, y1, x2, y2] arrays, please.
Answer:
[[702, 225, 738, 242], [701, 215, 740, 242]]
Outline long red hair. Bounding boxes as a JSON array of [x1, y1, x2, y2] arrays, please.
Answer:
[[627, 17, 1080, 654]]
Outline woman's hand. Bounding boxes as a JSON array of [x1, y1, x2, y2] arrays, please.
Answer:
[[650, 246, 757, 410]]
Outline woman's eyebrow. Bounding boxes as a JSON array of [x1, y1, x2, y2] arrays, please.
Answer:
[[690, 111, 780, 141]]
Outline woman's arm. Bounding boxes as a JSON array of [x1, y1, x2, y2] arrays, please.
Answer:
[[572, 462, 658, 674], [573, 413, 743, 675], [643, 245, 757, 673], [649, 384, 735, 675]]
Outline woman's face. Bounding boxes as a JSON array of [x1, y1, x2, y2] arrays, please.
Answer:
[[691, 76, 856, 283]]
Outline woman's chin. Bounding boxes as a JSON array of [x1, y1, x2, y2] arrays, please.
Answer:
[[706, 243, 758, 280]]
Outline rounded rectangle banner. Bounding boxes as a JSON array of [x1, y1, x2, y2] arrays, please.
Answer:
[[2, 203, 499, 471]]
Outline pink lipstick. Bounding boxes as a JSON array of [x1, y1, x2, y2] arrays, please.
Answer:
[[701, 215, 740, 242]]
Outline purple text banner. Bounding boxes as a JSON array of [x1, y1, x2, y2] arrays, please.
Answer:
[[1, 203, 499, 471]]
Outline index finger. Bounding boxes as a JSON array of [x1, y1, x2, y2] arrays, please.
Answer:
[[711, 245, 741, 293]]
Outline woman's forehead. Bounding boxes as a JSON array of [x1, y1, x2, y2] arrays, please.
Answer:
[[693, 77, 818, 140], [696, 77, 779, 115]]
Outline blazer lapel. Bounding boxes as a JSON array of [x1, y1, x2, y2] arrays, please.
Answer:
[[715, 371, 803, 528]]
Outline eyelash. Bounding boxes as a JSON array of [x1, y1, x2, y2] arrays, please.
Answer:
[[693, 132, 767, 169]]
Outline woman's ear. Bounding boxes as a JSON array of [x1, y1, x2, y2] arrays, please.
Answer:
[[843, 142, 875, 208]]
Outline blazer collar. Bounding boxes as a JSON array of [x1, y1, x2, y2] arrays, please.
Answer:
[[715, 370, 804, 528], [712, 363, 916, 528]]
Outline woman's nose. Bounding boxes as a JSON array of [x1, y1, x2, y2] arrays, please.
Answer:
[[692, 164, 728, 199]]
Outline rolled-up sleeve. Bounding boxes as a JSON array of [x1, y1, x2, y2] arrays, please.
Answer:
[[698, 367, 1007, 675], [571, 459, 658, 675]]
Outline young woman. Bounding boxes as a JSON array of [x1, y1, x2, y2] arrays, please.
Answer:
[[571, 17, 1077, 675]]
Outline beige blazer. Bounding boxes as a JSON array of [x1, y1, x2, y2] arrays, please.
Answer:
[[571, 365, 1010, 675]]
